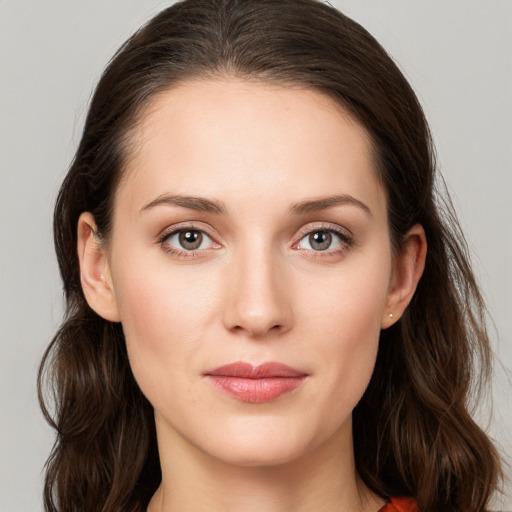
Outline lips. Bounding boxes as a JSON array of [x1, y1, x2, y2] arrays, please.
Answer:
[[205, 362, 307, 403]]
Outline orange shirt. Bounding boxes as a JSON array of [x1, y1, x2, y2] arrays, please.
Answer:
[[379, 497, 420, 512]]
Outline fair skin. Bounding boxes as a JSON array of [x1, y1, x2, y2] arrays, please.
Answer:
[[77, 79, 426, 512]]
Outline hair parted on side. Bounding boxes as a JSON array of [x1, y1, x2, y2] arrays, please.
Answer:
[[38, 0, 502, 511]]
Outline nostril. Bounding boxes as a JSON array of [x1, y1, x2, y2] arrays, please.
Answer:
[[230, 322, 285, 337]]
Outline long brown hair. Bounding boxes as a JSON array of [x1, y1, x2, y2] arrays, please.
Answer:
[[38, 0, 502, 510]]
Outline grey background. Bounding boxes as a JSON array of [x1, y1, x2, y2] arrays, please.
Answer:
[[1, 1, 510, 510]]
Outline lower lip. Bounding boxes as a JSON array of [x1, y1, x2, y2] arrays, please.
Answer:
[[207, 376, 306, 403]]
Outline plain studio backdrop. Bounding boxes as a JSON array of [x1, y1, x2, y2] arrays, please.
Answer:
[[0, 1, 510, 510]]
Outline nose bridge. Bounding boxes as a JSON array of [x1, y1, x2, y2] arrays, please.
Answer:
[[222, 234, 291, 337]]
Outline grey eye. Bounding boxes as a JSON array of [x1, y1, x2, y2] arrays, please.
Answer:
[[308, 231, 332, 251]]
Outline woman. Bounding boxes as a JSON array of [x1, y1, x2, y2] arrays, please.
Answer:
[[38, 0, 502, 511]]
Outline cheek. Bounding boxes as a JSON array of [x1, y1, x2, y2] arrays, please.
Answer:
[[113, 251, 215, 336], [294, 250, 391, 418], [298, 248, 391, 344], [110, 259, 217, 399]]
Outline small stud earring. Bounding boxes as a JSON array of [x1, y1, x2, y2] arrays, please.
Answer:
[[388, 313, 394, 318]]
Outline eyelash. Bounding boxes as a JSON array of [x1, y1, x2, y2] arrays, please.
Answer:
[[156, 223, 354, 259], [157, 223, 220, 260], [293, 224, 354, 258]]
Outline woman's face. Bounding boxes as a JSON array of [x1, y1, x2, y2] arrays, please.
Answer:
[[103, 79, 397, 466]]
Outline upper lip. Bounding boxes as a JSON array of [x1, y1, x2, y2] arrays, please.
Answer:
[[205, 361, 307, 378]]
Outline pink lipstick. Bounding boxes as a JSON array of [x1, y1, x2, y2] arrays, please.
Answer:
[[205, 362, 307, 403]]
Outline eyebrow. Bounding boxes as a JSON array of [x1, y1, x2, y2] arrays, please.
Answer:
[[139, 193, 371, 217], [289, 194, 372, 216], [139, 194, 226, 215]]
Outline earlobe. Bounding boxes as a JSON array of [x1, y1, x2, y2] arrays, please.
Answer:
[[381, 224, 427, 329], [77, 212, 121, 322]]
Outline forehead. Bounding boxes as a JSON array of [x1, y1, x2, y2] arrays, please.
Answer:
[[115, 78, 385, 219]]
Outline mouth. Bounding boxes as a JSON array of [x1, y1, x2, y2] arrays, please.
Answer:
[[204, 362, 308, 403]]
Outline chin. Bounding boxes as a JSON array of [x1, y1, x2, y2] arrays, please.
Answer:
[[193, 414, 343, 469], [209, 435, 311, 468]]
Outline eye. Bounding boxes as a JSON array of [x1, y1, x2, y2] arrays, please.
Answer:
[[294, 227, 352, 254], [161, 228, 217, 253], [303, 231, 336, 251]]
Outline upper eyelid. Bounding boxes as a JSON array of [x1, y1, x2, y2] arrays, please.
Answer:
[[157, 221, 219, 242], [294, 222, 353, 239]]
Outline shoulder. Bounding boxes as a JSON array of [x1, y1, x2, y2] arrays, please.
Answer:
[[379, 497, 420, 512]]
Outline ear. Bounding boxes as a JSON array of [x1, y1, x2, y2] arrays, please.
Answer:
[[77, 212, 121, 322], [381, 224, 427, 329]]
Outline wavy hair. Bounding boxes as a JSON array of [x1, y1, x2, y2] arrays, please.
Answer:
[[38, 0, 502, 510]]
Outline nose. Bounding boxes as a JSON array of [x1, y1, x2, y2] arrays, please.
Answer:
[[221, 243, 293, 338]]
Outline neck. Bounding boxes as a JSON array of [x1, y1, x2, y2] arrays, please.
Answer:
[[148, 416, 384, 512]]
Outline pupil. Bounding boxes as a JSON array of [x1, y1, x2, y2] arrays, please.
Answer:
[[310, 231, 332, 251], [179, 230, 202, 250]]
